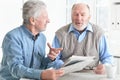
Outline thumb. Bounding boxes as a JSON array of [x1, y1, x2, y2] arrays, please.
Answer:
[[47, 42, 52, 49]]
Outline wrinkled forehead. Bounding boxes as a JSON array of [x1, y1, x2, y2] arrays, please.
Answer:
[[72, 3, 90, 13]]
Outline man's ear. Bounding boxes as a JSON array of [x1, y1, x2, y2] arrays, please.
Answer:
[[29, 17, 35, 25]]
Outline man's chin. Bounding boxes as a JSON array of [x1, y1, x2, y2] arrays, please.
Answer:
[[74, 25, 86, 31]]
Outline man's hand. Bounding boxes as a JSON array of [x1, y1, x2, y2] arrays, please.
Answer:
[[41, 69, 64, 80], [47, 43, 63, 60], [93, 64, 105, 74]]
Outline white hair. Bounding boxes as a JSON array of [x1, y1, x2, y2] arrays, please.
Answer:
[[22, 0, 46, 25]]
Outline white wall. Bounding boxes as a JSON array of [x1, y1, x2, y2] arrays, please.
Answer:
[[42, 0, 67, 53], [0, 0, 23, 62], [108, 1, 120, 56]]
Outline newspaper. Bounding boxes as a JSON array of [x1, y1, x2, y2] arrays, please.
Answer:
[[61, 55, 94, 75]]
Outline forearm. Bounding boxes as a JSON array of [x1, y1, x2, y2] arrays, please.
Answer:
[[8, 59, 42, 79], [99, 35, 114, 64], [20, 67, 42, 79]]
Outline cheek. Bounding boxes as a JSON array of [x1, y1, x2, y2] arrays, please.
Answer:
[[36, 22, 41, 27], [83, 17, 89, 22], [37, 21, 44, 26], [40, 20, 46, 24], [39, 21, 46, 29], [35, 22, 43, 30], [72, 17, 77, 22]]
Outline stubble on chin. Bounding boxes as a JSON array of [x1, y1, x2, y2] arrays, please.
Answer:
[[74, 23, 87, 31]]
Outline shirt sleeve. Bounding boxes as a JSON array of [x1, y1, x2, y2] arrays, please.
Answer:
[[2, 34, 42, 80], [99, 35, 114, 65]]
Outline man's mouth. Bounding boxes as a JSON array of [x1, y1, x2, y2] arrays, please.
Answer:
[[75, 22, 82, 25]]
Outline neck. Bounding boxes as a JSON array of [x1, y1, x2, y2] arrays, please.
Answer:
[[25, 24, 39, 36]]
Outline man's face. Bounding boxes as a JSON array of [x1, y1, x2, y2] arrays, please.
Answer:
[[34, 9, 50, 32], [71, 4, 91, 30]]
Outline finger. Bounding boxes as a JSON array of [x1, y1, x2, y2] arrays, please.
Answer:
[[94, 68, 105, 74], [49, 51, 57, 56], [48, 54, 56, 60], [47, 42, 52, 49], [56, 48, 63, 51], [53, 48, 63, 54], [47, 42, 63, 51], [97, 64, 104, 69], [53, 50, 60, 54], [55, 70, 64, 77], [55, 69, 64, 74]]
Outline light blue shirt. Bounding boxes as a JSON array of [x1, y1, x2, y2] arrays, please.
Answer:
[[0, 25, 52, 80], [50, 23, 113, 69]]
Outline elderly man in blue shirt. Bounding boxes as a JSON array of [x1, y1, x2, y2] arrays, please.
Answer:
[[50, 3, 114, 74], [0, 0, 64, 80]]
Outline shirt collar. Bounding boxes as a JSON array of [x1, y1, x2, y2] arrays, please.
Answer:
[[68, 23, 93, 33], [21, 25, 40, 40]]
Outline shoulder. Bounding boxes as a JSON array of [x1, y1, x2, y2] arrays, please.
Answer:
[[90, 23, 104, 35], [2, 26, 23, 48], [56, 23, 71, 35], [5, 26, 22, 40]]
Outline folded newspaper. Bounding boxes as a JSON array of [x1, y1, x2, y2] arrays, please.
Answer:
[[61, 55, 95, 75]]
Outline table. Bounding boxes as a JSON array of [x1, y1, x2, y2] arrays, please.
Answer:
[[58, 70, 120, 80], [20, 70, 120, 80]]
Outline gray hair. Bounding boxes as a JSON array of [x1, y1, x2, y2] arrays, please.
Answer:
[[72, 3, 90, 12], [22, 0, 47, 25]]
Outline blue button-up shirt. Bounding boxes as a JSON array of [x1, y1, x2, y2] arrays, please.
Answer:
[[50, 23, 113, 69], [0, 25, 51, 80]]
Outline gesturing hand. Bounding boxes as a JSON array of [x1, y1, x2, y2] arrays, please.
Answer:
[[47, 43, 63, 60]]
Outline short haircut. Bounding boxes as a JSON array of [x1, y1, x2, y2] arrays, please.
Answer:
[[22, 0, 46, 25]]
